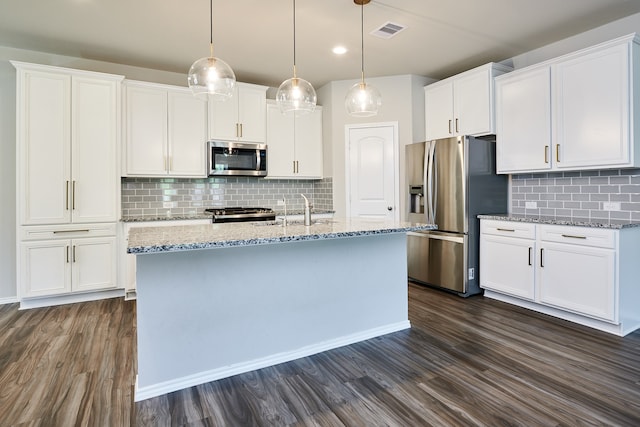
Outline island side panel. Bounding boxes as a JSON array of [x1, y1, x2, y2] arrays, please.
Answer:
[[135, 232, 409, 400]]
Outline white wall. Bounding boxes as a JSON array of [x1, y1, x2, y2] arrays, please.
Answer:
[[317, 74, 433, 218], [0, 46, 190, 300]]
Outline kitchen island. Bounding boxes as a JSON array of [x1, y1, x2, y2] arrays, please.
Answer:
[[128, 218, 435, 401]]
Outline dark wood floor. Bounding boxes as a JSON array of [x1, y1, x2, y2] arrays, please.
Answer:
[[1, 283, 639, 426]]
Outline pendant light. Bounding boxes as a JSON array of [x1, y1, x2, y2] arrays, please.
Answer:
[[187, 0, 236, 100], [276, 0, 317, 115], [345, 0, 381, 117]]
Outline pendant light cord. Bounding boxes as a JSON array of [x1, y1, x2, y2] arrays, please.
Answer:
[[209, 0, 213, 57], [360, 2, 365, 84], [292, 0, 297, 77]]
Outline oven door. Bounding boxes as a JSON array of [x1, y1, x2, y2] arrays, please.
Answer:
[[208, 141, 267, 176]]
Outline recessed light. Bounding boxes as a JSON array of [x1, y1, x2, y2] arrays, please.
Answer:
[[332, 46, 348, 55]]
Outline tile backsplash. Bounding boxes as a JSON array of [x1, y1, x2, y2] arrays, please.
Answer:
[[511, 168, 640, 221], [122, 177, 333, 217]]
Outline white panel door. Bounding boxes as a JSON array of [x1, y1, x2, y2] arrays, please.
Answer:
[[167, 90, 208, 177], [19, 70, 71, 225], [538, 243, 616, 321], [496, 67, 552, 173], [454, 68, 492, 136], [347, 124, 397, 220], [73, 237, 117, 292], [553, 43, 630, 169], [480, 235, 535, 300], [125, 84, 168, 175], [72, 76, 119, 223], [209, 88, 240, 141], [266, 103, 295, 177], [21, 240, 71, 297], [237, 85, 267, 143], [295, 107, 323, 178], [425, 81, 453, 140]]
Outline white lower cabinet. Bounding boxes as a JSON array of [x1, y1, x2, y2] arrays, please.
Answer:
[[20, 225, 118, 300], [480, 219, 640, 336]]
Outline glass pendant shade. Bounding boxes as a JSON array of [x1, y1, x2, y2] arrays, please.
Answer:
[[345, 81, 381, 117], [187, 0, 236, 100], [188, 55, 236, 100], [276, 76, 317, 115]]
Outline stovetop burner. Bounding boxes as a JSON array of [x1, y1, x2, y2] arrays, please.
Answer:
[[204, 207, 276, 223]]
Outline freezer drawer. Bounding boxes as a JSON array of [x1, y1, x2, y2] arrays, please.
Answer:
[[407, 232, 466, 293]]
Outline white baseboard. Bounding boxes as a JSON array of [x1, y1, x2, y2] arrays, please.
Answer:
[[135, 320, 411, 402], [0, 296, 19, 305], [19, 288, 125, 310]]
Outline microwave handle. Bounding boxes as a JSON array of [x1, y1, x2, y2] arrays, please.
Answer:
[[256, 149, 262, 171]]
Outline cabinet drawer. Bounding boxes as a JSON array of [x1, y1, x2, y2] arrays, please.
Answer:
[[539, 225, 615, 249], [481, 220, 535, 239], [21, 223, 117, 241]]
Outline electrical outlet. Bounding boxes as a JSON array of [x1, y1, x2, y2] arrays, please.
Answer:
[[603, 201, 621, 211], [468, 268, 474, 280], [163, 202, 175, 208], [525, 201, 537, 209], [277, 199, 285, 206]]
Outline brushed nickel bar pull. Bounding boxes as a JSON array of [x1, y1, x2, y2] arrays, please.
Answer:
[[170, 156, 173, 171], [497, 228, 515, 232], [296, 161, 299, 173], [293, 161, 296, 174], [72, 245, 76, 263], [164, 156, 167, 171], [236, 123, 240, 137], [448, 119, 452, 134], [66, 245, 70, 263], [528, 247, 532, 266], [561, 234, 587, 239], [65, 181, 70, 210], [540, 248, 544, 268], [455, 118, 459, 133], [544, 146, 549, 164], [53, 229, 90, 234], [556, 144, 560, 162], [72, 181, 76, 210], [239, 123, 243, 138]]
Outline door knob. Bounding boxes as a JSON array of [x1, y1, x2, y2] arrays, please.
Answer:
[[387, 206, 393, 211]]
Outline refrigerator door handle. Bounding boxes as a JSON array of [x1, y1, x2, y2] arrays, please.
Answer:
[[432, 143, 438, 222], [423, 143, 430, 223], [407, 231, 464, 244]]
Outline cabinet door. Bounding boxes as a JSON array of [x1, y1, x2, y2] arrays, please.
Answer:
[[167, 90, 208, 177], [237, 85, 267, 142], [294, 108, 323, 178], [72, 236, 117, 292], [208, 89, 240, 141], [425, 81, 453, 140], [125, 84, 168, 175], [496, 67, 552, 174], [454, 69, 492, 136], [18, 70, 71, 225], [538, 243, 616, 321], [266, 103, 295, 177], [21, 240, 72, 297], [553, 43, 630, 169], [72, 76, 119, 223], [480, 235, 535, 300]]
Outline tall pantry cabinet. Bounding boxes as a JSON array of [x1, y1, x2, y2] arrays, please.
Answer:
[[13, 61, 124, 308]]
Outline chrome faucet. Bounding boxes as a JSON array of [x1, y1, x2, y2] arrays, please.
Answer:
[[301, 194, 312, 226], [281, 198, 287, 226]]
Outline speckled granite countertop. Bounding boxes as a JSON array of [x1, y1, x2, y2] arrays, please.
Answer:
[[127, 218, 436, 253], [121, 210, 335, 222], [478, 214, 640, 230]]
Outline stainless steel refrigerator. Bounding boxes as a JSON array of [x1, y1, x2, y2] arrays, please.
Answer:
[[405, 136, 508, 297]]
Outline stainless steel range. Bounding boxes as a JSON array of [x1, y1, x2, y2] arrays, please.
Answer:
[[205, 207, 276, 223]]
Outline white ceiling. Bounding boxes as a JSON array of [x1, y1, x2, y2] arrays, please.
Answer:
[[1, 0, 640, 88]]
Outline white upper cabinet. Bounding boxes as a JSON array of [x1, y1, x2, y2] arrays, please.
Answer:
[[496, 33, 640, 174], [13, 62, 123, 226], [266, 102, 323, 179], [208, 83, 268, 143], [425, 63, 512, 141], [496, 67, 552, 173], [124, 81, 207, 177]]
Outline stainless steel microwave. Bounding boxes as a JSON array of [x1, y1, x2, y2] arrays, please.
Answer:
[[207, 140, 267, 177]]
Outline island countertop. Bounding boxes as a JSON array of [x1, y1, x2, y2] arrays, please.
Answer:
[[127, 218, 436, 254]]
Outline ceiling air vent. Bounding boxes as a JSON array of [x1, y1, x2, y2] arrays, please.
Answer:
[[370, 22, 406, 39]]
